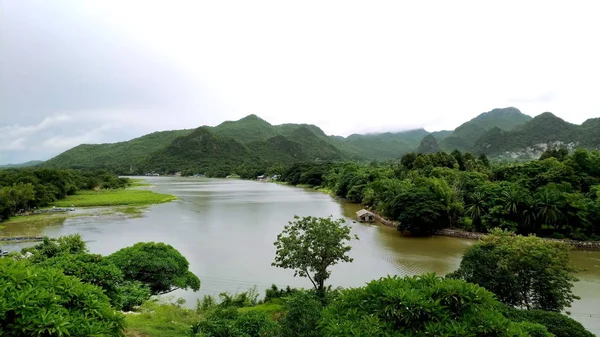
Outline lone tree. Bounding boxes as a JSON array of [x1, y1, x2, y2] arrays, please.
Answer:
[[272, 216, 357, 298], [448, 229, 579, 312], [108, 242, 201, 295]]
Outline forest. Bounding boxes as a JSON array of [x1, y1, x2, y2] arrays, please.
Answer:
[[0, 168, 130, 222], [278, 148, 600, 241]]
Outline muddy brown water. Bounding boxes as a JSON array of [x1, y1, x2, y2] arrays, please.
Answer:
[[2, 177, 599, 334]]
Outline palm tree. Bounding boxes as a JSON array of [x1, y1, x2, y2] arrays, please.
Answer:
[[502, 186, 523, 216], [535, 190, 564, 230], [466, 192, 487, 231], [520, 196, 538, 234]]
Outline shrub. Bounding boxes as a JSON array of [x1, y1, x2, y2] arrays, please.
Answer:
[[503, 307, 595, 337], [0, 259, 124, 336]]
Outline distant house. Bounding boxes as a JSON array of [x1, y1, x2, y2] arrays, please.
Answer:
[[356, 209, 375, 223]]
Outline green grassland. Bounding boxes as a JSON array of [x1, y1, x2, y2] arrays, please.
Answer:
[[124, 301, 201, 337], [52, 189, 177, 207]]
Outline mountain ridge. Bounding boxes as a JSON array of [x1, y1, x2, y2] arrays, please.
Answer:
[[41, 108, 600, 175]]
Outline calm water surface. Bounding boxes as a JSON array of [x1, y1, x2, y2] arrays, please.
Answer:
[[2, 177, 599, 333]]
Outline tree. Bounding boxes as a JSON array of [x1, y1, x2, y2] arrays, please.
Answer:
[[319, 273, 551, 336], [0, 259, 124, 336], [466, 191, 487, 231], [108, 242, 201, 295], [272, 216, 357, 298], [448, 229, 579, 312]]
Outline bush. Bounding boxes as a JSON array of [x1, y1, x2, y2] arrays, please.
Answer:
[[319, 273, 551, 336], [190, 308, 279, 337], [279, 291, 323, 337], [503, 307, 595, 337], [0, 259, 124, 336]]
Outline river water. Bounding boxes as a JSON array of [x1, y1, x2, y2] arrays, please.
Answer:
[[2, 177, 599, 333]]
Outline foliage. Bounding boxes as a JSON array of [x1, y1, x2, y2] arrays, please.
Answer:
[[108, 242, 201, 295], [502, 307, 595, 337], [278, 148, 600, 241], [190, 307, 279, 337], [0, 168, 131, 222], [124, 299, 201, 337], [279, 291, 323, 337], [272, 216, 357, 298], [448, 229, 579, 312], [319, 273, 551, 336], [0, 258, 125, 336], [22, 235, 152, 310]]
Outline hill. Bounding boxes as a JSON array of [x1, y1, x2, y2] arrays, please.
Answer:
[[40, 108, 600, 174], [472, 112, 600, 158], [43, 129, 193, 172], [439, 107, 532, 152], [0, 160, 43, 168]]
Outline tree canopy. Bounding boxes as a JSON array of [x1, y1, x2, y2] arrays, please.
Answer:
[[272, 216, 357, 298], [448, 229, 579, 312], [108, 242, 201, 295]]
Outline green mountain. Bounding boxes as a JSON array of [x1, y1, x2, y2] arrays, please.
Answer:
[[0, 160, 43, 168], [141, 127, 254, 174], [439, 107, 532, 152], [40, 108, 600, 174], [417, 134, 440, 154], [43, 129, 193, 171], [472, 112, 599, 157], [341, 129, 430, 160]]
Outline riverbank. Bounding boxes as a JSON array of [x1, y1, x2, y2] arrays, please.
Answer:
[[0, 188, 177, 232], [368, 209, 600, 250]]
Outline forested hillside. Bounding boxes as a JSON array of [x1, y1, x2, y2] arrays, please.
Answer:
[[473, 112, 600, 157], [39, 108, 600, 175], [438, 107, 532, 152]]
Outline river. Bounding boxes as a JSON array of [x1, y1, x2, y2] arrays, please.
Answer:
[[2, 177, 599, 334]]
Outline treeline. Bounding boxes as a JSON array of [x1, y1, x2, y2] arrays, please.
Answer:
[[278, 148, 600, 240], [0, 168, 130, 222]]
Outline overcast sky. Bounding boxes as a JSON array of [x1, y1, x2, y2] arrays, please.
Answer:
[[1, 1, 599, 164]]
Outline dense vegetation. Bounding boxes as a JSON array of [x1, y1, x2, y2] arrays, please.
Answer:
[[1, 223, 592, 336], [279, 148, 600, 240], [449, 229, 579, 312], [40, 107, 600, 176], [0, 168, 130, 222]]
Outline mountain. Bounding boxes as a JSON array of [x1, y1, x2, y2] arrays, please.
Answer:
[[341, 129, 430, 160], [142, 127, 254, 175], [0, 160, 44, 168], [472, 112, 600, 158], [40, 108, 600, 174], [43, 129, 193, 171], [417, 134, 440, 154], [439, 107, 532, 152]]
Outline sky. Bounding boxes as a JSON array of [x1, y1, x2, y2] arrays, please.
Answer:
[[1, 1, 600, 164]]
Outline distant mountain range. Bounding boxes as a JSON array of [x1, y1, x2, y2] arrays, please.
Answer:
[[0, 160, 44, 168], [38, 107, 600, 174]]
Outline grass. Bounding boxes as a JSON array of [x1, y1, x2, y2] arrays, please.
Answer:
[[130, 179, 153, 187], [124, 300, 201, 337], [53, 189, 177, 207], [238, 299, 285, 319], [2, 213, 69, 227]]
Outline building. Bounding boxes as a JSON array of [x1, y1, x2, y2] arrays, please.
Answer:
[[356, 209, 375, 223]]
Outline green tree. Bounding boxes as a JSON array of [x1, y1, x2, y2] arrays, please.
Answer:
[[466, 191, 487, 231], [272, 216, 357, 298], [319, 273, 551, 336], [0, 259, 125, 336], [449, 229, 579, 312], [108, 242, 201, 295]]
